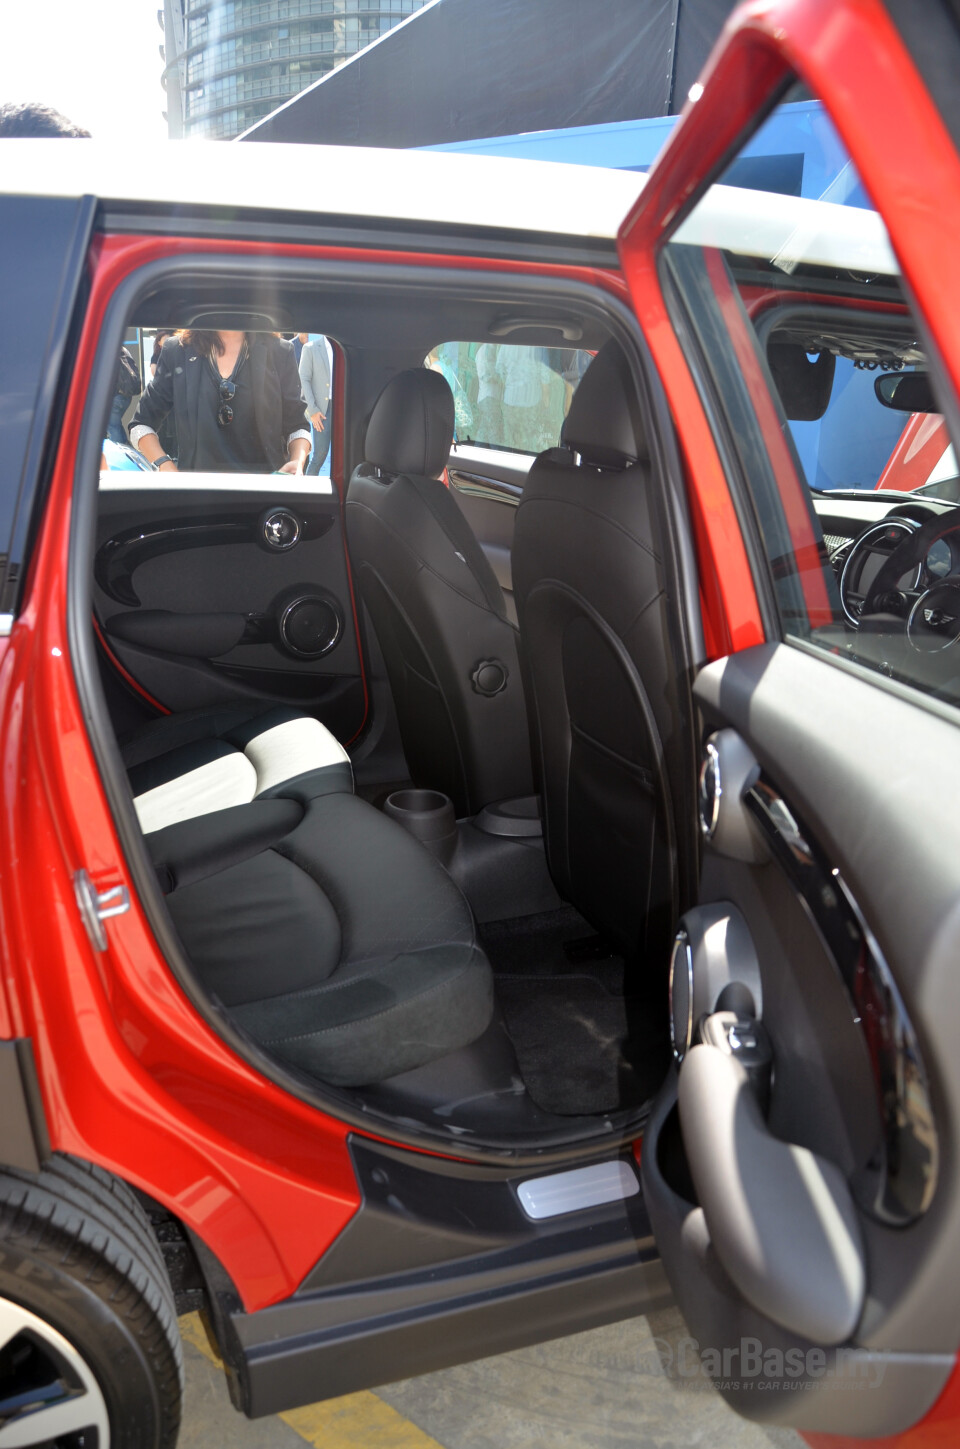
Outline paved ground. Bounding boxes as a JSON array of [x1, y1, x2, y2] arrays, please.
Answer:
[[178, 1308, 804, 1449]]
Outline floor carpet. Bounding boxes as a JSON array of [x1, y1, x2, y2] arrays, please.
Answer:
[[482, 909, 670, 1117]]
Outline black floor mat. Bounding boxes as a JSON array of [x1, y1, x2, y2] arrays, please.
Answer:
[[484, 910, 671, 1117], [495, 974, 669, 1116], [480, 906, 625, 991]]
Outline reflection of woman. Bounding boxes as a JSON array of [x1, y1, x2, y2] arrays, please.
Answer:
[[148, 330, 179, 458], [130, 330, 311, 475], [149, 330, 174, 378]]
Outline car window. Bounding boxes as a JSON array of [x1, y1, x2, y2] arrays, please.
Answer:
[[661, 87, 960, 714], [424, 341, 594, 454], [100, 328, 334, 480], [0, 196, 94, 613]]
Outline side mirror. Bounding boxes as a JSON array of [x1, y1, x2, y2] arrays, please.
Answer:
[[874, 371, 937, 413], [767, 341, 836, 420]]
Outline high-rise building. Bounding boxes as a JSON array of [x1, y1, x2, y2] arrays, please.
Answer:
[[160, 0, 429, 141]]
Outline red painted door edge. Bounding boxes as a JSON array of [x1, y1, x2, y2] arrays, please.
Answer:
[[801, 1348, 960, 1449]]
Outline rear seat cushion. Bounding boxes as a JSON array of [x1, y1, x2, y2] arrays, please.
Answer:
[[151, 793, 494, 1086], [120, 704, 352, 834]]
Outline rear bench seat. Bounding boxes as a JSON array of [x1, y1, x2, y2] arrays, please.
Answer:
[[118, 704, 353, 833], [118, 703, 494, 1086]]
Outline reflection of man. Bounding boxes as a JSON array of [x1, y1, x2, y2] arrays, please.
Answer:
[[299, 334, 332, 475], [500, 346, 551, 453], [476, 343, 504, 445]]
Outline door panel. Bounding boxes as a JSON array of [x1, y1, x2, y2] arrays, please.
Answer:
[[614, 3, 960, 1439], [95, 476, 365, 741], [447, 443, 531, 619], [641, 642, 960, 1435]]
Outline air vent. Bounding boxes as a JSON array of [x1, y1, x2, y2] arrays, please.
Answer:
[[825, 534, 854, 576]]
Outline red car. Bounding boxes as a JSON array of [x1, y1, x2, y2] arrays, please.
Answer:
[[2, 2, 960, 1446]]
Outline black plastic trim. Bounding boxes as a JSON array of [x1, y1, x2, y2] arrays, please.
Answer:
[[448, 470, 523, 506], [67, 247, 699, 1162], [661, 246, 790, 643], [0, 1040, 52, 1173], [95, 509, 335, 606], [219, 1135, 668, 1417], [100, 207, 622, 270]]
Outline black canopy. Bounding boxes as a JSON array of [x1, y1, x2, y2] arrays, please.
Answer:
[[240, 0, 738, 147]]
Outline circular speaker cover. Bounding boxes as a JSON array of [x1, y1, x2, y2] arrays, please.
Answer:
[[279, 593, 342, 659]]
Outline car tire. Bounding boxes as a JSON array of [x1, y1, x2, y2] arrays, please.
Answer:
[[0, 1153, 183, 1448]]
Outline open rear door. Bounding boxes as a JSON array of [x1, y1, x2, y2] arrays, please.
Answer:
[[618, 1, 960, 1440]]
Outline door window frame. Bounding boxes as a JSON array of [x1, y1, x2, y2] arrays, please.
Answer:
[[617, 0, 960, 662]]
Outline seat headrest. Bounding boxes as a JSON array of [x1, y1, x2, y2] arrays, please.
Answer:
[[562, 340, 649, 469], [364, 368, 455, 478]]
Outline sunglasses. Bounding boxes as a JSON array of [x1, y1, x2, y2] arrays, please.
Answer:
[[217, 377, 236, 428]]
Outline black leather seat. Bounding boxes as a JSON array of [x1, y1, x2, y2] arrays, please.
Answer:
[[346, 369, 533, 816], [143, 749, 494, 1087], [512, 341, 682, 964]]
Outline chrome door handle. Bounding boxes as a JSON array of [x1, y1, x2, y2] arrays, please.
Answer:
[[74, 870, 130, 952]]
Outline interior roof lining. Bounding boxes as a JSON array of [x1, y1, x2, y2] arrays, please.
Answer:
[[131, 281, 613, 354]]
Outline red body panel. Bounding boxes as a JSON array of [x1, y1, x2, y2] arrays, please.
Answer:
[[876, 414, 950, 494], [0, 230, 631, 1311], [802, 1351, 960, 1449]]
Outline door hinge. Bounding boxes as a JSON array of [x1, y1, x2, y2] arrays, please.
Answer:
[[74, 870, 130, 951]]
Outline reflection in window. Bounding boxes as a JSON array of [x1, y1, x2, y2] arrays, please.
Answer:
[[424, 342, 594, 455]]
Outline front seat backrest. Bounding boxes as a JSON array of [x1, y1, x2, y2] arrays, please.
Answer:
[[512, 341, 680, 964], [346, 368, 533, 815]]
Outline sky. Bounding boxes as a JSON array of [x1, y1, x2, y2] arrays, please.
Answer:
[[0, 0, 169, 141]]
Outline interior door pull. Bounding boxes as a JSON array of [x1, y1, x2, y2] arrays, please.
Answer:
[[679, 1039, 866, 1345]]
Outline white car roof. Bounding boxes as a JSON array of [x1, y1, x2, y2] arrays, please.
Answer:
[[0, 139, 897, 275], [0, 139, 640, 242]]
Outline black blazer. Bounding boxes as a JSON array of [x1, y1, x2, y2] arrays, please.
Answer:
[[132, 334, 310, 471]]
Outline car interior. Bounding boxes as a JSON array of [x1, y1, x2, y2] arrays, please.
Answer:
[[89, 266, 702, 1156], [87, 246, 959, 1163]]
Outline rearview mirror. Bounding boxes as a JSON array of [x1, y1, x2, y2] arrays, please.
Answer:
[[874, 371, 937, 413]]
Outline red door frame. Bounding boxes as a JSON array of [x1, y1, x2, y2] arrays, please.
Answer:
[[0, 229, 631, 1312], [616, 0, 960, 1441]]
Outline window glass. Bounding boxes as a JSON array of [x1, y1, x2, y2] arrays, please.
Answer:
[[0, 196, 92, 610], [663, 91, 960, 710], [100, 328, 334, 481], [424, 342, 594, 454]]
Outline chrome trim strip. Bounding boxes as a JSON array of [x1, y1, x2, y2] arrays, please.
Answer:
[[745, 778, 938, 1225], [697, 739, 722, 840], [668, 928, 694, 1064], [0, 614, 13, 638]]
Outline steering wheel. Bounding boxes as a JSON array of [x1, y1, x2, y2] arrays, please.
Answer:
[[863, 505, 960, 650]]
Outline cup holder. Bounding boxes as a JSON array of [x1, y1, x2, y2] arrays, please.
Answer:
[[383, 789, 458, 865]]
